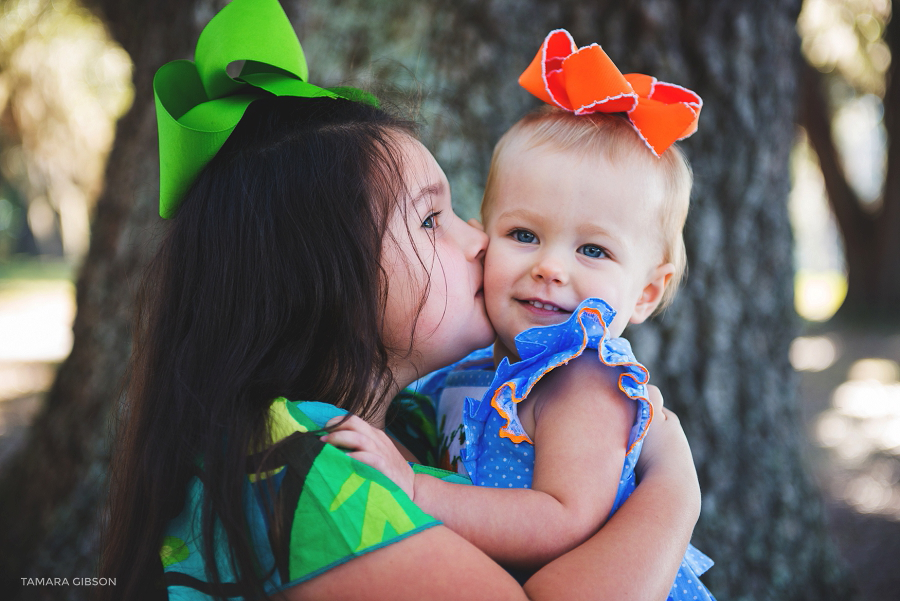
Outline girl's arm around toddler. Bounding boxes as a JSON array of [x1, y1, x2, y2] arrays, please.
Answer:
[[325, 356, 696, 575]]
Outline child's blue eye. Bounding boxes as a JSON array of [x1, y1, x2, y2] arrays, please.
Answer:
[[422, 211, 441, 229], [512, 229, 537, 244], [579, 244, 607, 258]]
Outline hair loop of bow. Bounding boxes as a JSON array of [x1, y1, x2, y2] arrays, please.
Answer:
[[153, 0, 376, 218], [518, 29, 702, 157]]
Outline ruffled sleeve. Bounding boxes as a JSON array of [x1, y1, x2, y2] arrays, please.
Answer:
[[461, 298, 653, 484]]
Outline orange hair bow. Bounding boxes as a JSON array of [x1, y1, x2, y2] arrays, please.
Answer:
[[519, 29, 702, 157]]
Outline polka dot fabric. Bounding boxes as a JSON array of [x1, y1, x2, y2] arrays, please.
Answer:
[[460, 297, 717, 601]]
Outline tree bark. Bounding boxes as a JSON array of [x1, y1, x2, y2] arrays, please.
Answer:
[[0, 1, 852, 600]]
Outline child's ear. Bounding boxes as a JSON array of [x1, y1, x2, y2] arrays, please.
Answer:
[[630, 262, 675, 324]]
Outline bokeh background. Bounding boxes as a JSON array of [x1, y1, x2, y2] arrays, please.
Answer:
[[0, 0, 898, 599]]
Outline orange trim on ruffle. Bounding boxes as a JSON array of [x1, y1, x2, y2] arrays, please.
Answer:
[[519, 29, 702, 157], [489, 306, 653, 457]]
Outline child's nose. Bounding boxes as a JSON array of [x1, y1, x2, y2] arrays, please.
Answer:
[[531, 255, 568, 285], [460, 217, 488, 261]]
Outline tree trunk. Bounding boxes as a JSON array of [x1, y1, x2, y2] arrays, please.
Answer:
[[873, 6, 900, 315], [0, 1, 852, 600], [800, 9, 900, 320], [0, 0, 219, 598]]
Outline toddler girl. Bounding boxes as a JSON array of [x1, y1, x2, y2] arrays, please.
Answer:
[[329, 29, 716, 601]]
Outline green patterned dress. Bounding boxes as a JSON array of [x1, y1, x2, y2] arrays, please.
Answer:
[[160, 397, 466, 600]]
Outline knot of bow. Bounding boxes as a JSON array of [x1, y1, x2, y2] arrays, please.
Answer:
[[519, 29, 702, 157], [153, 0, 375, 218]]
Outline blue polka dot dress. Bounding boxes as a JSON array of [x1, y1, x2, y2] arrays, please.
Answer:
[[459, 297, 717, 601]]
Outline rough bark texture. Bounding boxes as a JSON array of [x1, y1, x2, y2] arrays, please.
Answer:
[[801, 12, 900, 319], [0, 1, 852, 600]]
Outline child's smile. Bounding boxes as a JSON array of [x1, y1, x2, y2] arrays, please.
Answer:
[[515, 296, 573, 321], [482, 139, 675, 362], [518, 298, 570, 314]]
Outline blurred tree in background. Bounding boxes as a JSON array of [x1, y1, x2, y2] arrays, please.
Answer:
[[0, 1, 856, 600], [0, 0, 131, 261], [799, 0, 899, 318]]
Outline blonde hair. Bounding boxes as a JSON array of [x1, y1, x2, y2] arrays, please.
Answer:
[[482, 107, 693, 310]]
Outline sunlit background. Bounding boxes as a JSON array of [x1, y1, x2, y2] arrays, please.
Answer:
[[0, 0, 898, 594], [792, 0, 900, 533], [0, 0, 130, 464]]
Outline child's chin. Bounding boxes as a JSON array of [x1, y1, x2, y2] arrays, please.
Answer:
[[527, 311, 570, 327]]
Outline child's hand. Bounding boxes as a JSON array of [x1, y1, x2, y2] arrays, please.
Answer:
[[639, 385, 684, 469], [320, 415, 416, 500], [637, 386, 701, 517]]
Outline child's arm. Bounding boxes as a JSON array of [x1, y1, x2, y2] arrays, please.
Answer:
[[311, 390, 699, 601], [526, 398, 700, 601], [421, 354, 633, 569], [324, 354, 636, 571]]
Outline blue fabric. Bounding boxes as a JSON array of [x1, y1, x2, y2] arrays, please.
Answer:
[[298, 400, 348, 426], [414, 347, 495, 472], [458, 297, 716, 601], [413, 346, 494, 399]]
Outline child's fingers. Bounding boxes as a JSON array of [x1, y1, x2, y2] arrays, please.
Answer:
[[660, 407, 680, 426], [646, 384, 666, 421], [321, 413, 415, 498], [321, 429, 374, 452], [325, 414, 369, 431], [322, 414, 397, 453], [325, 414, 383, 441]]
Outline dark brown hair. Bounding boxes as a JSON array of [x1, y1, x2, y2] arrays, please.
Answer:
[[100, 95, 418, 600]]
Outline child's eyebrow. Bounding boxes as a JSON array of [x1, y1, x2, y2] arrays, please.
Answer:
[[576, 223, 623, 246], [494, 208, 543, 223], [411, 182, 445, 206]]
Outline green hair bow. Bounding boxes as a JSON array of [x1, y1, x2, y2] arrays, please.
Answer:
[[153, 0, 376, 218]]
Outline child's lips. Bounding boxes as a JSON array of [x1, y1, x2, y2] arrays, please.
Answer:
[[517, 298, 571, 315]]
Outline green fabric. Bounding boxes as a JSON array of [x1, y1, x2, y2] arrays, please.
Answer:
[[160, 401, 440, 599], [160, 536, 189, 568], [411, 462, 471, 484], [288, 444, 428, 579], [153, 0, 376, 218]]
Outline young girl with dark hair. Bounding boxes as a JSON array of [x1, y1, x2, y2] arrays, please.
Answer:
[[99, 2, 702, 600]]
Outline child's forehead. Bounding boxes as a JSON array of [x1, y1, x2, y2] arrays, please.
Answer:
[[501, 134, 654, 174], [497, 140, 665, 203], [487, 139, 666, 236]]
